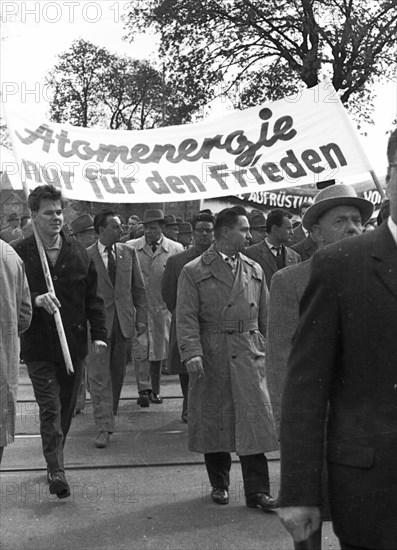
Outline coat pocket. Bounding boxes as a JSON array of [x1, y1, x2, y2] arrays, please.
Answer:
[[327, 442, 375, 469]]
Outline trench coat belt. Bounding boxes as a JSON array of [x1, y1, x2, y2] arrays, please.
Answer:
[[199, 320, 258, 334]]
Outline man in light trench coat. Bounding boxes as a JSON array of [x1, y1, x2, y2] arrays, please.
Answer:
[[176, 205, 278, 510], [127, 209, 183, 403]]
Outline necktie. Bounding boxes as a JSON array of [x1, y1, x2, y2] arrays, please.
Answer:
[[151, 242, 158, 253], [272, 246, 282, 257], [105, 245, 116, 286]]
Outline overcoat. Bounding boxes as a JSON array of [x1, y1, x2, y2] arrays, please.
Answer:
[[127, 235, 183, 361], [176, 245, 278, 455], [279, 222, 397, 549], [161, 246, 201, 374], [15, 233, 107, 363], [86, 242, 147, 338], [245, 241, 301, 289], [0, 240, 32, 446], [267, 260, 312, 427]]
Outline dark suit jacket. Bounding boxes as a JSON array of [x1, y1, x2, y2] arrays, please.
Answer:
[[87, 242, 147, 339], [162, 246, 200, 373], [245, 241, 301, 289], [291, 223, 305, 245], [290, 234, 318, 261], [279, 222, 397, 549], [15, 233, 107, 363]]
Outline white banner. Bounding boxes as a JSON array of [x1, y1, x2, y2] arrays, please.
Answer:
[[3, 81, 372, 203]]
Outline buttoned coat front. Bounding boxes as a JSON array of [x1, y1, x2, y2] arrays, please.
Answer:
[[245, 241, 301, 289], [176, 246, 278, 456], [127, 235, 183, 361], [15, 233, 107, 363], [86, 242, 147, 338]]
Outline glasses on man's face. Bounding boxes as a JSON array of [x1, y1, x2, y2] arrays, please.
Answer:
[[194, 228, 214, 234]]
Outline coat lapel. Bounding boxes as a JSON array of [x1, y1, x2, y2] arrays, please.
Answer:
[[89, 242, 113, 290], [227, 254, 254, 303], [202, 246, 234, 288], [371, 223, 397, 300], [259, 242, 277, 272]]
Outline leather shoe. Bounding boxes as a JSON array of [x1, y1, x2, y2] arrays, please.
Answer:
[[137, 392, 150, 407], [211, 488, 229, 505], [94, 430, 110, 448], [149, 393, 163, 404], [48, 471, 70, 499], [246, 492, 278, 512]]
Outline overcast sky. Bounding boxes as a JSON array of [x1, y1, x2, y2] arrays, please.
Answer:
[[1, 0, 395, 175]]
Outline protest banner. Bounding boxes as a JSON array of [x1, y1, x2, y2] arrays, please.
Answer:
[[3, 81, 374, 203]]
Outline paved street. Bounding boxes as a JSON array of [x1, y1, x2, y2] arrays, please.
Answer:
[[0, 363, 339, 550]]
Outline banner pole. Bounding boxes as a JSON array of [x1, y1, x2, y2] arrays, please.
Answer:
[[369, 170, 386, 200]]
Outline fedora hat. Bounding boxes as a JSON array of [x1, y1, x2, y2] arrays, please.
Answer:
[[302, 184, 374, 230], [164, 214, 179, 226], [248, 211, 267, 228], [71, 213, 94, 235], [178, 222, 193, 234], [142, 209, 164, 224]]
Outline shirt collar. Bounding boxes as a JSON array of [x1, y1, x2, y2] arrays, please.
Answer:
[[97, 240, 114, 254], [42, 233, 62, 250]]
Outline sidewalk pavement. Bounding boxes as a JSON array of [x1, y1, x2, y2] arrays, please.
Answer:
[[0, 363, 339, 550]]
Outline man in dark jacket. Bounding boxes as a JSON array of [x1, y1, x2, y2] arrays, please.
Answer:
[[15, 185, 107, 499], [161, 212, 214, 422], [245, 208, 300, 289], [278, 132, 397, 549]]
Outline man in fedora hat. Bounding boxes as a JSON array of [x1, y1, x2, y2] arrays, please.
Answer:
[[246, 208, 301, 289], [177, 221, 193, 249], [247, 210, 267, 245], [277, 130, 397, 550], [267, 183, 373, 548], [163, 214, 180, 242], [127, 209, 183, 404], [0, 212, 23, 243], [71, 213, 96, 249]]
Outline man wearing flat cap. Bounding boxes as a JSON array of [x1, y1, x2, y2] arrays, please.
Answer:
[[0, 212, 23, 243], [277, 129, 397, 550], [267, 184, 373, 548], [127, 209, 183, 403]]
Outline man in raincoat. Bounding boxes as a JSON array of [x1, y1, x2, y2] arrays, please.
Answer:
[[176, 206, 278, 511], [0, 239, 32, 464]]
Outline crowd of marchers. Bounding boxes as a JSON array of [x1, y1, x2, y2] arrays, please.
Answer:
[[1, 130, 396, 550]]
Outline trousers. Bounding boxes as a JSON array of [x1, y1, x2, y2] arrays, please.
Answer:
[[26, 358, 83, 472], [204, 452, 270, 496]]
